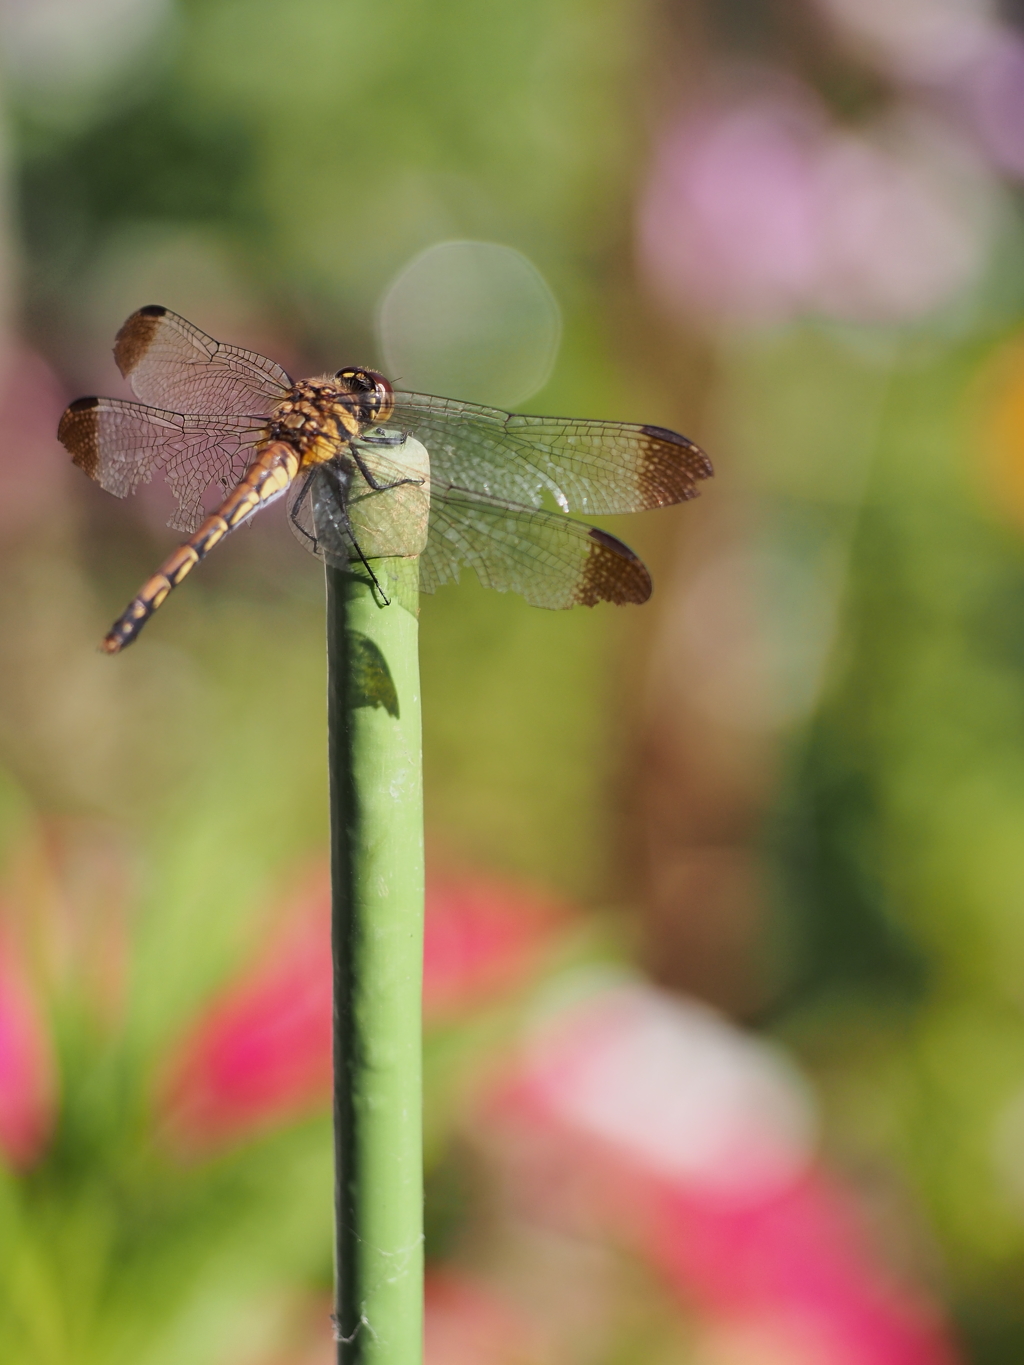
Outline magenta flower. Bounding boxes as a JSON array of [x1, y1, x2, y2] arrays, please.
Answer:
[[951, 32, 1024, 179], [0, 931, 56, 1169], [483, 982, 961, 1365], [809, 0, 1024, 183], [637, 83, 991, 327], [810, 0, 996, 83], [423, 874, 569, 1021], [159, 871, 569, 1155], [638, 92, 822, 326], [157, 880, 334, 1156]]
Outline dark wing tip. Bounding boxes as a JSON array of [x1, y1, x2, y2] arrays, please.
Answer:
[[58, 397, 101, 477], [577, 527, 652, 607], [638, 424, 714, 506], [114, 307, 167, 378]]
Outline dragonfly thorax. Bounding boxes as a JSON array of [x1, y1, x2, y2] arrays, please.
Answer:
[[269, 374, 394, 463], [269, 380, 360, 460]]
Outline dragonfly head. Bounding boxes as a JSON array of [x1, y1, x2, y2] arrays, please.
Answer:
[[334, 366, 394, 426]]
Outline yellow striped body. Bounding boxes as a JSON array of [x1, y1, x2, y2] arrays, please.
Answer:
[[101, 441, 301, 654]]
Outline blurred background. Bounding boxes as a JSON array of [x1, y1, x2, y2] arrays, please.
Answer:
[[2, 0, 1024, 1361]]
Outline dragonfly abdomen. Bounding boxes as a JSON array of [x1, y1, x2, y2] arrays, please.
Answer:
[[100, 440, 300, 653]]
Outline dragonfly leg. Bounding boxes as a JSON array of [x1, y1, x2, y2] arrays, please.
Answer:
[[288, 466, 319, 551], [358, 428, 406, 447], [350, 540, 391, 607], [320, 462, 391, 607], [350, 445, 424, 495]]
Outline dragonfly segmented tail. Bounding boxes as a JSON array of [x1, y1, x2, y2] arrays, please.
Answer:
[[100, 441, 299, 653]]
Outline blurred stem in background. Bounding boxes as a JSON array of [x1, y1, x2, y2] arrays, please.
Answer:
[[327, 559, 424, 1365]]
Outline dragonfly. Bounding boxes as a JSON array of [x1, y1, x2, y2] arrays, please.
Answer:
[[58, 306, 712, 652]]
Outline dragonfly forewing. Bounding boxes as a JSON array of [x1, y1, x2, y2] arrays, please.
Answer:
[[391, 392, 712, 516], [114, 306, 293, 416]]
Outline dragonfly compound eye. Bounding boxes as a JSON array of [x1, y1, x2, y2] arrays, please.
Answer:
[[335, 367, 374, 390], [335, 367, 394, 423]]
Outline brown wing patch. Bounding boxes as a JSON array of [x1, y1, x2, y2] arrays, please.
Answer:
[[638, 425, 714, 508], [110, 306, 291, 416], [57, 395, 267, 532], [392, 393, 713, 516], [419, 487, 653, 610], [58, 396, 101, 478], [113, 305, 166, 378], [576, 527, 652, 606]]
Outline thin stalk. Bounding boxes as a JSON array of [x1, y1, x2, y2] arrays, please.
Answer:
[[327, 556, 424, 1365]]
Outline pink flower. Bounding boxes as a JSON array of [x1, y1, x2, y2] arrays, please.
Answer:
[[157, 882, 333, 1155], [423, 874, 569, 1021], [0, 932, 56, 1168], [637, 82, 991, 327], [810, 0, 996, 84], [638, 94, 821, 326], [159, 871, 569, 1155], [810, 0, 1024, 183], [952, 32, 1024, 179], [482, 982, 960, 1365]]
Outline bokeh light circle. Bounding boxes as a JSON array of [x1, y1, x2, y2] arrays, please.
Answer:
[[377, 240, 561, 408]]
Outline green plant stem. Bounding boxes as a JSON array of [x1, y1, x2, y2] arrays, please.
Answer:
[[327, 557, 424, 1365]]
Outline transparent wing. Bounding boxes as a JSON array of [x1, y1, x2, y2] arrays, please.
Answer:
[[421, 486, 651, 608], [58, 396, 268, 532], [288, 464, 649, 608], [114, 306, 292, 416], [390, 391, 712, 516]]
